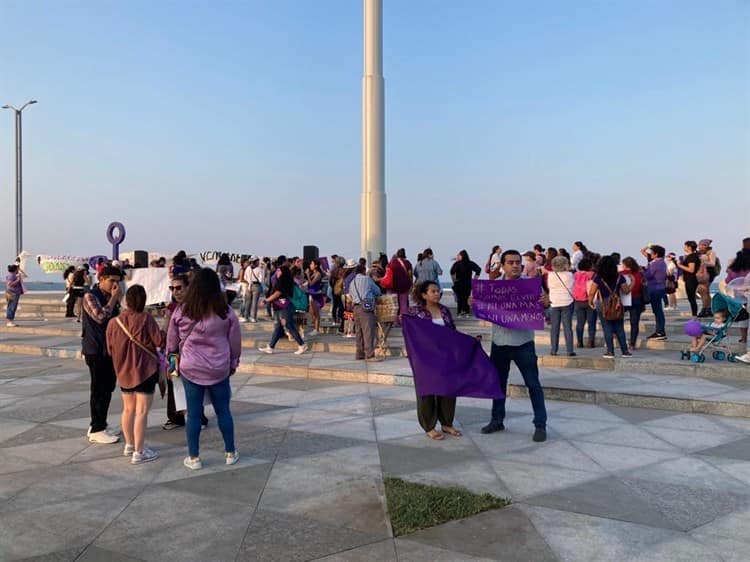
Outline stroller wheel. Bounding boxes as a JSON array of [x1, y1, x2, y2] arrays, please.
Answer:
[[691, 353, 701, 363], [728, 353, 736, 363], [715, 351, 726, 361], [680, 351, 690, 360], [699, 353, 706, 363]]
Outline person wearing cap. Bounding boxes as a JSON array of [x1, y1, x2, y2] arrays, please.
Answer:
[[82, 264, 124, 444]]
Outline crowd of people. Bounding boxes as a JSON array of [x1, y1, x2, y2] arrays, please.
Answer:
[[3, 236, 749, 461]]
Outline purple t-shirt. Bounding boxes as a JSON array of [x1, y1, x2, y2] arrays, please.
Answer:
[[5, 273, 22, 295]]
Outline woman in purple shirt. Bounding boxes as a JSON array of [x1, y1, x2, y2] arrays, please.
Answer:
[[4, 264, 23, 327], [641, 244, 667, 340], [167, 268, 242, 470]]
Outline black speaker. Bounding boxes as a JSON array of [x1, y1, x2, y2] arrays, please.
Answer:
[[133, 250, 149, 268], [303, 245, 319, 263]]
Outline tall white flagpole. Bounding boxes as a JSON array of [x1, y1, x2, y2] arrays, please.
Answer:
[[361, 0, 386, 264]]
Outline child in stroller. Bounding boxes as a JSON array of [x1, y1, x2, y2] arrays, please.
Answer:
[[681, 293, 746, 363]]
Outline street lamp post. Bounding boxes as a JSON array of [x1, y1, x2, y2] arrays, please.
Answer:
[[2, 100, 37, 258]]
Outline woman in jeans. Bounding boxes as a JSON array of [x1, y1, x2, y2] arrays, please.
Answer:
[[258, 263, 308, 355], [641, 245, 667, 340], [547, 256, 575, 356], [167, 268, 242, 470], [621, 257, 644, 349], [588, 255, 632, 358], [573, 257, 597, 348]]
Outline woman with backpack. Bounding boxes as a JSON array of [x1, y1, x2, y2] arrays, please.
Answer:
[[588, 255, 632, 359]]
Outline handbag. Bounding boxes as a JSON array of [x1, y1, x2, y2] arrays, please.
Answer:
[[380, 265, 394, 290], [291, 285, 309, 312], [641, 273, 651, 305], [352, 279, 374, 312]]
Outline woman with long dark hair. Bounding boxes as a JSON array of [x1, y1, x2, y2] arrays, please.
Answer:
[[167, 268, 241, 470], [588, 255, 631, 358], [259, 263, 308, 355], [450, 250, 481, 317], [621, 257, 645, 349], [676, 241, 701, 318]]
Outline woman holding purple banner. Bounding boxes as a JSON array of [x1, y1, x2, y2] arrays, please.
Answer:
[[407, 281, 462, 440]]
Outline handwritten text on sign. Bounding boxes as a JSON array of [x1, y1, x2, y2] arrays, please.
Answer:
[[471, 278, 545, 330]]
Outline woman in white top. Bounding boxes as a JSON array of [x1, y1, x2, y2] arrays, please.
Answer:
[[547, 256, 576, 356]]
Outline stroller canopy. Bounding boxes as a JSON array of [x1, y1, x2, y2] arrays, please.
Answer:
[[711, 292, 744, 319]]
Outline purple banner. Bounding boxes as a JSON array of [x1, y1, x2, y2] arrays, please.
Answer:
[[402, 315, 504, 399], [471, 278, 545, 330]]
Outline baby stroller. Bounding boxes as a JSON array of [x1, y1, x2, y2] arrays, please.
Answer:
[[680, 292, 748, 363]]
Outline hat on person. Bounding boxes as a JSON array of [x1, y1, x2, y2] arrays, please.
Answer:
[[249, 255, 259, 262], [344, 259, 357, 268], [699, 239, 712, 246]]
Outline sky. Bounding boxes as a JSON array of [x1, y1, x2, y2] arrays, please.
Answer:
[[1, 0, 748, 279]]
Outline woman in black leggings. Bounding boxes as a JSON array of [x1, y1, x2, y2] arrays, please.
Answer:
[[677, 241, 701, 317]]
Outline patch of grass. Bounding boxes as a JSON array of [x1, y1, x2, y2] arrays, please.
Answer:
[[383, 476, 511, 536]]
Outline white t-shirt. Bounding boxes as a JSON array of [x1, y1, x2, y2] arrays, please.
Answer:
[[547, 271, 574, 307]]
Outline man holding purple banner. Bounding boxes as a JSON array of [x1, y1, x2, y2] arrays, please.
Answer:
[[480, 250, 549, 442]]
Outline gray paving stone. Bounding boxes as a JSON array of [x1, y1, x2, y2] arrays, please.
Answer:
[[395, 539, 496, 561], [622, 477, 750, 531], [158, 462, 272, 506], [277, 429, 371, 460], [601, 404, 680, 424], [379, 442, 477, 476], [0, 423, 84, 448], [526, 475, 680, 530], [15, 546, 87, 561], [253, 378, 348, 391], [237, 509, 381, 561], [311, 539, 397, 561], [371, 397, 414, 416], [405, 506, 556, 561], [76, 546, 146, 561], [696, 435, 750, 461]]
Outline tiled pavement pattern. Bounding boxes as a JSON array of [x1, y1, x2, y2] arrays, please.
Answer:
[[2, 354, 750, 561]]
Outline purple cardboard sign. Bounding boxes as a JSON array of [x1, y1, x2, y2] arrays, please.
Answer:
[[471, 278, 545, 330]]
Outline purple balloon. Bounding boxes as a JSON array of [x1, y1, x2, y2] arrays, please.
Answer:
[[685, 320, 703, 338]]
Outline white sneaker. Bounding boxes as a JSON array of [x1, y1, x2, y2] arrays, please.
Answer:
[[294, 344, 309, 355], [131, 447, 159, 465], [6, 321, 17, 327], [225, 451, 239, 465], [184, 456, 202, 470], [105, 427, 121, 437], [249, 318, 257, 323], [308, 329, 320, 337], [123, 444, 134, 456], [88, 430, 120, 444], [259, 345, 274, 354], [239, 317, 248, 323], [736, 352, 750, 364]]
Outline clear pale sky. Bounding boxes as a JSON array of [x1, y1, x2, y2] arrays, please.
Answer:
[[1, 1, 748, 278]]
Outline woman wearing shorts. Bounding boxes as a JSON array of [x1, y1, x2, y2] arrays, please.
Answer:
[[106, 284, 166, 464]]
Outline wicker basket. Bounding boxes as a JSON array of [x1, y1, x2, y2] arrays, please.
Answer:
[[375, 294, 399, 323]]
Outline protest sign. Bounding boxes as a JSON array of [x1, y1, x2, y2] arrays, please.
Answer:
[[36, 255, 89, 274], [471, 278, 545, 330]]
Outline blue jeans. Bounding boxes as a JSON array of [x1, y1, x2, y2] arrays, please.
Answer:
[[489, 341, 547, 428], [5, 292, 20, 321], [549, 305, 574, 354], [599, 313, 629, 355], [649, 288, 666, 334], [574, 301, 597, 344], [627, 297, 643, 346], [269, 304, 304, 347], [182, 376, 235, 458]]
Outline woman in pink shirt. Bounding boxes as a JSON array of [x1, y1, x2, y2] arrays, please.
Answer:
[[167, 268, 242, 470], [573, 257, 597, 348]]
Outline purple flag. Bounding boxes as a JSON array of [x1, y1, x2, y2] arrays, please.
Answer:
[[471, 278, 545, 330], [402, 315, 504, 399]]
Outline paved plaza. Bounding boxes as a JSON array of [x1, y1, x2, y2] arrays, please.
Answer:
[[1, 352, 750, 561]]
